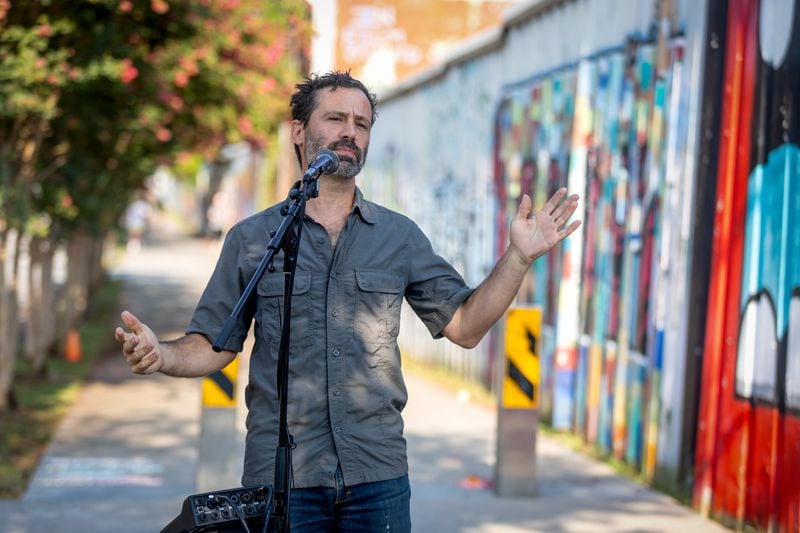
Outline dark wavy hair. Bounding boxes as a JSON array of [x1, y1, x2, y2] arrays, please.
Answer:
[[290, 71, 378, 165]]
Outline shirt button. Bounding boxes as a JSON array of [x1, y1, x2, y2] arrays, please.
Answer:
[[334, 389, 340, 396], [330, 272, 337, 279], [317, 238, 324, 244], [331, 310, 337, 317], [334, 426, 342, 433], [332, 349, 340, 357]]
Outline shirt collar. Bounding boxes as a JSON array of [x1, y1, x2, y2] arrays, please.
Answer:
[[352, 187, 376, 225], [286, 183, 376, 225]]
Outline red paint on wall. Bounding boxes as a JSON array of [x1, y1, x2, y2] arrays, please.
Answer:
[[695, 1, 800, 531]]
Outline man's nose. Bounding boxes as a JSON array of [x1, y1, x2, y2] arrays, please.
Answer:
[[339, 117, 357, 139]]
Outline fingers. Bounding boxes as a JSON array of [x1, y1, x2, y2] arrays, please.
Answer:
[[122, 334, 159, 374], [561, 219, 582, 238], [131, 351, 161, 374], [115, 326, 137, 353], [515, 194, 532, 220], [116, 311, 159, 374], [525, 188, 575, 221], [555, 196, 581, 241], [544, 187, 569, 215], [554, 193, 580, 226], [121, 310, 143, 334]]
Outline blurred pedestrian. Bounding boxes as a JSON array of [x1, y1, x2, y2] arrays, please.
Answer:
[[123, 191, 153, 254], [114, 71, 581, 531]]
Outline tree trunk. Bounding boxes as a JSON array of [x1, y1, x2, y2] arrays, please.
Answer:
[[87, 233, 106, 293], [0, 228, 21, 412], [25, 235, 55, 374], [39, 238, 57, 357], [64, 231, 90, 333]]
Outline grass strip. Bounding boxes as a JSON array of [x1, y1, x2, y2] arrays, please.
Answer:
[[0, 278, 121, 499]]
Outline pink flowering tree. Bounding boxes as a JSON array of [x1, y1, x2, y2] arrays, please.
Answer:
[[0, 0, 309, 410]]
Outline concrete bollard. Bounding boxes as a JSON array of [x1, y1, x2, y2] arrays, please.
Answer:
[[495, 306, 541, 497], [197, 359, 239, 492]]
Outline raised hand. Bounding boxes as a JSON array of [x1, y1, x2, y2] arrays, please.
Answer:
[[509, 188, 581, 265], [114, 310, 164, 375]]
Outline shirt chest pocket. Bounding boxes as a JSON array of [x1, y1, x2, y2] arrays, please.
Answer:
[[257, 272, 314, 348], [354, 270, 404, 344]]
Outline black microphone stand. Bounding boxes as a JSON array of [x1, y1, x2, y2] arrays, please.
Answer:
[[212, 173, 322, 533]]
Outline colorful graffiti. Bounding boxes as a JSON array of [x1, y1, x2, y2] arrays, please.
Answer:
[[366, 0, 798, 528], [695, 0, 800, 531], [493, 35, 683, 473]]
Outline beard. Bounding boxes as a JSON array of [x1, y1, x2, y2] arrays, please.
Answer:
[[304, 134, 368, 179]]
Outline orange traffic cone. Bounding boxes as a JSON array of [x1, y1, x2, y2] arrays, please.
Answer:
[[65, 328, 82, 363]]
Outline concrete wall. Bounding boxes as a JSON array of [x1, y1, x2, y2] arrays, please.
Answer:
[[357, 0, 800, 529], [359, 0, 710, 491]]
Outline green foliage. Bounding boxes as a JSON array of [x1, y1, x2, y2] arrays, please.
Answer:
[[0, 0, 310, 239]]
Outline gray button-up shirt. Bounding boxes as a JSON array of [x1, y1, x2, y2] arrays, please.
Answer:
[[188, 188, 473, 488]]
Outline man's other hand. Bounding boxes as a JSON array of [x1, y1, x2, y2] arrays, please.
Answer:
[[508, 188, 581, 265], [115, 310, 164, 375]]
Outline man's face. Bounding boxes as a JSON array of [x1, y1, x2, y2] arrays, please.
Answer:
[[293, 87, 372, 179]]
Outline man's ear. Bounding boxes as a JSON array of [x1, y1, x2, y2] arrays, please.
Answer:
[[291, 119, 305, 146]]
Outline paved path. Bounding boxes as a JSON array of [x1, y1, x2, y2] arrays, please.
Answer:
[[0, 221, 729, 532], [404, 376, 728, 532], [1, 221, 219, 533]]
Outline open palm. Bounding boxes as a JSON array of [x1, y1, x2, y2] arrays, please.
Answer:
[[509, 188, 581, 264]]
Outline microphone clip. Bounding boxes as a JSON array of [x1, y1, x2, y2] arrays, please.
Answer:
[[307, 180, 320, 198]]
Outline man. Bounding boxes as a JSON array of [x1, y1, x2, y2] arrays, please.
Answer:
[[115, 71, 581, 531]]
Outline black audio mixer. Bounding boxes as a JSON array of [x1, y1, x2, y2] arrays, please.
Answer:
[[161, 485, 270, 532]]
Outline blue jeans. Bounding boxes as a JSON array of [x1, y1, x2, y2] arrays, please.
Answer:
[[289, 468, 411, 532]]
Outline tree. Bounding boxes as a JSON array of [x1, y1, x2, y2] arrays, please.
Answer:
[[0, 0, 310, 410]]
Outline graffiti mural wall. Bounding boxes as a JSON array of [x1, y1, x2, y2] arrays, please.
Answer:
[[695, 0, 800, 530], [360, 0, 797, 528], [493, 34, 688, 474]]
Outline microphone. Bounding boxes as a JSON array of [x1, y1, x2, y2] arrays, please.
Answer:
[[303, 149, 339, 180]]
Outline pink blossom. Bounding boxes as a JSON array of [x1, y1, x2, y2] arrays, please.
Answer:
[[119, 0, 133, 13], [155, 126, 172, 142], [237, 116, 253, 136], [174, 71, 189, 87], [262, 78, 277, 92], [37, 24, 52, 38], [179, 57, 198, 76], [169, 95, 184, 111], [151, 0, 169, 14], [120, 58, 139, 84], [264, 42, 284, 66]]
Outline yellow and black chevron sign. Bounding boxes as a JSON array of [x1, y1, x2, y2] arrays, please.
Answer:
[[202, 359, 238, 408], [503, 307, 541, 409]]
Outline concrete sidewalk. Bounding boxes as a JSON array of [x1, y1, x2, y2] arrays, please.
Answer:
[[0, 222, 728, 532], [1, 221, 220, 533], [404, 375, 728, 533]]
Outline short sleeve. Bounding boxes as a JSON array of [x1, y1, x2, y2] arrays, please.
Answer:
[[403, 225, 474, 339], [186, 224, 254, 352]]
